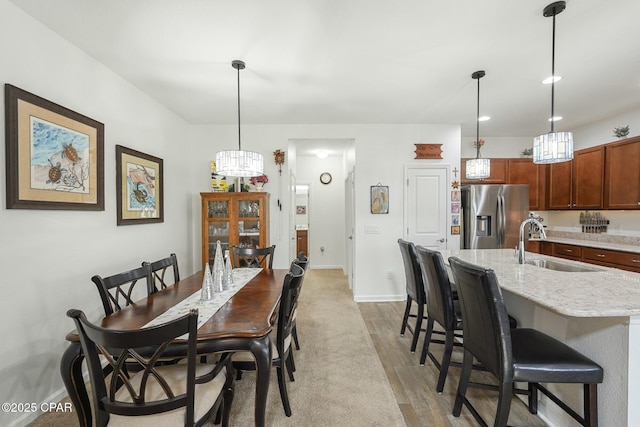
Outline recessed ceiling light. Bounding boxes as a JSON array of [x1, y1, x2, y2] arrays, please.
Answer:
[[542, 75, 562, 84], [316, 150, 329, 159], [478, 116, 491, 122], [548, 116, 563, 122]]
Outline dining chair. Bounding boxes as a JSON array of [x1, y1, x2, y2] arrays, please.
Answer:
[[415, 246, 464, 393], [144, 253, 180, 292], [448, 256, 603, 427], [231, 262, 305, 417], [91, 264, 154, 316], [291, 252, 309, 351], [67, 308, 235, 427], [232, 245, 275, 269], [398, 239, 427, 352]]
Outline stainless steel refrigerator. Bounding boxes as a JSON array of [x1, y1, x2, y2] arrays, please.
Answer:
[[461, 184, 529, 249]]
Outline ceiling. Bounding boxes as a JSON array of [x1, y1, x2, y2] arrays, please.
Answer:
[[9, 0, 640, 138]]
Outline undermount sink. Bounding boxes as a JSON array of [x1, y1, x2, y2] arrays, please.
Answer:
[[525, 259, 602, 273]]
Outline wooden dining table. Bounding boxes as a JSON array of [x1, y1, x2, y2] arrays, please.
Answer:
[[61, 268, 287, 427]]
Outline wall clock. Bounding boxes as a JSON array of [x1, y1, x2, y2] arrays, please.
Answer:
[[320, 172, 332, 185]]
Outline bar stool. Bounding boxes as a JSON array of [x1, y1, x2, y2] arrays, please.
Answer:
[[398, 239, 426, 352], [448, 256, 603, 427]]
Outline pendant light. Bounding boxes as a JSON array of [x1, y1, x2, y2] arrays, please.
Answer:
[[533, 1, 573, 164], [465, 70, 491, 180], [215, 60, 264, 177]]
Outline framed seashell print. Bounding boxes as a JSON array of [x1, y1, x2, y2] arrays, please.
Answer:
[[4, 84, 104, 210], [116, 145, 164, 225]]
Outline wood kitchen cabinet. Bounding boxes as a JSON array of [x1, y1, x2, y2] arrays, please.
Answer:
[[460, 158, 508, 184], [296, 229, 308, 256], [547, 146, 604, 209], [604, 136, 640, 210], [201, 192, 270, 268], [507, 159, 546, 210]]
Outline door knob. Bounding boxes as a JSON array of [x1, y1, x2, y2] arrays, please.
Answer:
[[438, 238, 446, 243]]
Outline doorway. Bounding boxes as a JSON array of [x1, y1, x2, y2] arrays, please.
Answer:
[[295, 184, 310, 257]]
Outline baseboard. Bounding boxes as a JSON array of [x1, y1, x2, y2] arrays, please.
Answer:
[[354, 294, 405, 303], [7, 386, 70, 427]]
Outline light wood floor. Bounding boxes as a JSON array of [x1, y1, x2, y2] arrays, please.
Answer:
[[358, 301, 548, 427]]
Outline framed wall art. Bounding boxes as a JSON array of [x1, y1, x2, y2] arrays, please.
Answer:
[[4, 84, 104, 210], [116, 145, 163, 225], [371, 184, 389, 214]]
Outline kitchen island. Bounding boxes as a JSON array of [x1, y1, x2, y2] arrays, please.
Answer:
[[439, 249, 640, 427]]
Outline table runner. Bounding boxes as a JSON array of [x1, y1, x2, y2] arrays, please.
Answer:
[[143, 268, 262, 331]]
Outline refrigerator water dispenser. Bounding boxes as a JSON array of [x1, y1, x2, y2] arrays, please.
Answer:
[[476, 215, 491, 236]]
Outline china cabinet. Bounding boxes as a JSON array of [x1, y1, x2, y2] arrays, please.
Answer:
[[201, 192, 270, 268]]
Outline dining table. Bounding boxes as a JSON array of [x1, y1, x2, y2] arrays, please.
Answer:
[[60, 267, 287, 427]]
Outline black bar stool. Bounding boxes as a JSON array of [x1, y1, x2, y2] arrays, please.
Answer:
[[448, 256, 603, 427]]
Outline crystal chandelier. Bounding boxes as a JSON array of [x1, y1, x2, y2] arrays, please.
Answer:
[[215, 60, 264, 178]]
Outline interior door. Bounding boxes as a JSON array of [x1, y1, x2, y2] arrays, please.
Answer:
[[345, 168, 355, 290], [404, 166, 449, 249], [289, 171, 297, 261]]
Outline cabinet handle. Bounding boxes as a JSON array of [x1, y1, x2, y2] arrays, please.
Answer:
[[596, 254, 605, 258], [567, 204, 571, 207], [633, 259, 640, 263], [564, 249, 573, 253]]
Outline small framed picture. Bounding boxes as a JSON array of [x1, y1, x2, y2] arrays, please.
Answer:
[[296, 205, 306, 215], [451, 225, 460, 235], [451, 203, 460, 214], [371, 185, 389, 214], [451, 190, 460, 202], [116, 145, 163, 225], [451, 215, 460, 226]]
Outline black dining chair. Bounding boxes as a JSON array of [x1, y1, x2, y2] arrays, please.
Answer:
[[67, 308, 234, 427], [144, 253, 180, 292], [398, 239, 427, 352], [291, 252, 309, 351], [231, 262, 305, 417], [232, 245, 275, 269], [91, 264, 154, 316], [415, 246, 464, 392], [448, 256, 603, 427]]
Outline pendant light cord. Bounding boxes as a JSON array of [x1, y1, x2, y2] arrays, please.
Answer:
[[237, 64, 242, 151], [476, 75, 481, 159], [550, 10, 556, 134]]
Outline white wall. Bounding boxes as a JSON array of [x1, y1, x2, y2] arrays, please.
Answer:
[[0, 2, 198, 425], [188, 123, 462, 301]]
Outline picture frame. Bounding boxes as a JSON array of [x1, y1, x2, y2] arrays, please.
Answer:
[[296, 205, 307, 215], [370, 185, 389, 214], [451, 225, 460, 235], [5, 84, 104, 210], [116, 145, 163, 225]]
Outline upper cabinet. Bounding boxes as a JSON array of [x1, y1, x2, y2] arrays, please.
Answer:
[[507, 159, 546, 211], [604, 136, 640, 210], [460, 158, 508, 184], [547, 146, 604, 210]]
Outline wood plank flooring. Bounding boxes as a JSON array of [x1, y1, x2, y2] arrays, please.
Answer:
[[358, 301, 548, 427]]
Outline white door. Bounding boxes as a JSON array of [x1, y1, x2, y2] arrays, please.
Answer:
[[289, 171, 297, 260], [404, 166, 449, 249], [345, 168, 355, 290]]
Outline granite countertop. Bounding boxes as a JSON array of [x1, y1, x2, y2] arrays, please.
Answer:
[[440, 249, 640, 318], [530, 236, 640, 254]]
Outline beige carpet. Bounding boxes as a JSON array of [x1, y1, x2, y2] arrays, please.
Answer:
[[30, 268, 406, 427]]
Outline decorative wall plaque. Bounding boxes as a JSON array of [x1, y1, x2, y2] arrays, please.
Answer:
[[414, 143, 443, 159]]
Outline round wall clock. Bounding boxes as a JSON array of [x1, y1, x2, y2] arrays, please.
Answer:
[[320, 172, 332, 185]]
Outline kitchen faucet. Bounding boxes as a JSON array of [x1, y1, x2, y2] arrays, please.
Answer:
[[518, 218, 546, 264]]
